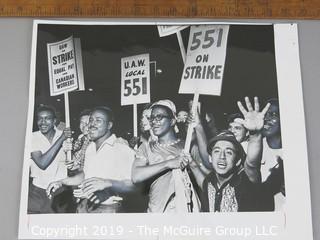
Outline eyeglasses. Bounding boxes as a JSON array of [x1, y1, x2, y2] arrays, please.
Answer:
[[149, 114, 170, 122]]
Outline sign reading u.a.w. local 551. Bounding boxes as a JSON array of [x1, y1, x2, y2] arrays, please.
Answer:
[[121, 54, 150, 106], [179, 25, 229, 96]]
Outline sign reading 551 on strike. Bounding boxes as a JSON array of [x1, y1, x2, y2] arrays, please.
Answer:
[[121, 54, 150, 106], [179, 25, 229, 96]]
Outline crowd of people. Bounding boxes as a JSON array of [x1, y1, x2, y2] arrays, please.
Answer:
[[28, 96, 285, 214]]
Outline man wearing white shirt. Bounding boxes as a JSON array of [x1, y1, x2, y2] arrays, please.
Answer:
[[28, 105, 71, 214], [47, 106, 136, 213]]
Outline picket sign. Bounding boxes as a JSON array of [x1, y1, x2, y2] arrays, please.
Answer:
[[47, 36, 84, 161], [157, 25, 188, 37], [179, 25, 230, 153], [121, 54, 151, 139]]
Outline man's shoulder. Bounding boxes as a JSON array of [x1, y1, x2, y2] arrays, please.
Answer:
[[203, 171, 216, 189], [112, 135, 135, 154]]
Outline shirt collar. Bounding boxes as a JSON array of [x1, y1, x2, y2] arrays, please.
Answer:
[[97, 134, 117, 151], [208, 167, 243, 190]]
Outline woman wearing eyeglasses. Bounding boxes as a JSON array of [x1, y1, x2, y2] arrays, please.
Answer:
[[131, 99, 200, 213]]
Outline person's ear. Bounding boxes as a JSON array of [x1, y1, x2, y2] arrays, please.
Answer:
[[107, 121, 113, 130], [208, 155, 212, 163], [53, 118, 57, 125]]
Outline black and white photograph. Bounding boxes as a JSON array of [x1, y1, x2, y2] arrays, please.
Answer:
[[18, 20, 312, 239]]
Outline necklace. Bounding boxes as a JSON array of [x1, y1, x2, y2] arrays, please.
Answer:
[[156, 138, 181, 147]]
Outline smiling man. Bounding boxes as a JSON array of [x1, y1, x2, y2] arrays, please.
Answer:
[[28, 105, 71, 214], [47, 106, 136, 213]]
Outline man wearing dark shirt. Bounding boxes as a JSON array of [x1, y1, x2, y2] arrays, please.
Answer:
[[190, 97, 270, 212]]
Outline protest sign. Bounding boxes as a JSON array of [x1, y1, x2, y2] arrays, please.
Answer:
[[179, 25, 229, 96], [121, 53, 150, 136], [47, 36, 81, 96], [179, 25, 229, 152], [47, 36, 85, 160], [157, 25, 188, 37], [121, 54, 150, 106]]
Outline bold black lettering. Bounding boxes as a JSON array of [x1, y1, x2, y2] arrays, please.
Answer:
[[137, 59, 145, 67], [206, 65, 215, 79], [183, 67, 190, 79], [194, 66, 202, 79], [215, 65, 222, 79]]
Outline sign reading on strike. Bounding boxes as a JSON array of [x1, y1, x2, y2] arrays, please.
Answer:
[[121, 54, 150, 106], [157, 25, 189, 37], [47, 36, 79, 96], [179, 25, 229, 96]]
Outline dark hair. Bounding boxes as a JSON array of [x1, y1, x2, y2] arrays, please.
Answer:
[[151, 105, 174, 119], [226, 113, 244, 125], [36, 105, 56, 118], [92, 106, 114, 122], [79, 109, 91, 119]]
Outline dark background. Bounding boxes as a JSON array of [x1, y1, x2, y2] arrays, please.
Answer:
[[34, 24, 278, 138]]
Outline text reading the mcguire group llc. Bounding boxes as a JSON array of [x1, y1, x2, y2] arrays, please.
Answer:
[[30, 224, 280, 238]]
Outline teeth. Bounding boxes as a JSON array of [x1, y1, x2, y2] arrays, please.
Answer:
[[217, 163, 226, 167]]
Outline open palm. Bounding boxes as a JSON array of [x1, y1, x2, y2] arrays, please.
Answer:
[[236, 97, 270, 132]]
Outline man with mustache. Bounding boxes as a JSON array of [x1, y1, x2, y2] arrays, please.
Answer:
[[28, 105, 71, 213], [47, 106, 136, 213]]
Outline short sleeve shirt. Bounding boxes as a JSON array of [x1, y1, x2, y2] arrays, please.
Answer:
[[83, 134, 135, 181], [30, 129, 67, 189]]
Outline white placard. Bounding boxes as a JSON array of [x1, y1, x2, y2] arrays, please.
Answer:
[[179, 25, 229, 96], [121, 53, 150, 106], [47, 36, 79, 96], [157, 25, 189, 37]]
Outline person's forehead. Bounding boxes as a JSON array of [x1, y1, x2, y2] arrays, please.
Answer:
[[229, 121, 244, 128], [91, 110, 108, 119], [80, 115, 90, 121], [213, 140, 236, 150], [151, 106, 168, 115], [37, 110, 54, 118]]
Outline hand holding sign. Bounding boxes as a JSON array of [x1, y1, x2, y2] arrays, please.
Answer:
[[179, 25, 230, 153]]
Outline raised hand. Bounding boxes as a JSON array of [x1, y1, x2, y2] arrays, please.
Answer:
[[236, 96, 270, 132]]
